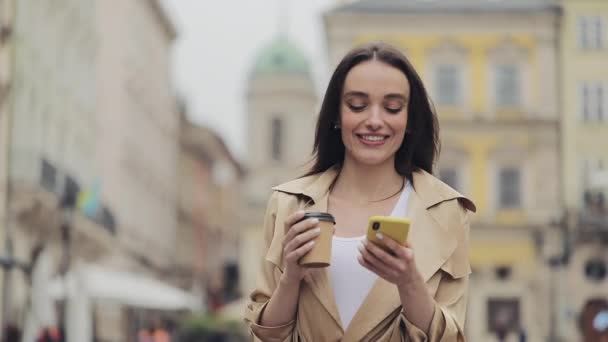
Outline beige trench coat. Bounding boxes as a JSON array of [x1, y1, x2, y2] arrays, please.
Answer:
[[245, 167, 476, 341]]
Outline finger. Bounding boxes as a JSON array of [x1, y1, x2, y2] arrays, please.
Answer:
[[284, 226, 321, 253], [357, 252, 391, 279], [364, 239, 403, 270], [375, 233, 413, 263], [284, 218, 319, 246], [283, 210, 306, 233], [403, 247, 415, 263], [285, 240, 316, 264], [359, 242, 396, 277], [375, 233, 404, 254], [396, 239, 416, 263]]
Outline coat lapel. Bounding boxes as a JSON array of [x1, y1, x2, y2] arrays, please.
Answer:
[[342, 175, 459, 341]]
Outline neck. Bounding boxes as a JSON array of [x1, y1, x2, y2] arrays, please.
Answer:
[[332, 156, 403, 202]]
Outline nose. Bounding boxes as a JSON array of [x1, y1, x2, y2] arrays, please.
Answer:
[[365, 105, 383, 130]]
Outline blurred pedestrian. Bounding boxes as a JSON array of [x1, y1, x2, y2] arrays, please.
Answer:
[[36, 326, 62, 342], [3, 324, 21, 342], [518, 327, 527, 342], [245, 42, 475, 341], [138, 325, 155, 342], [138, 319, 172, 342]]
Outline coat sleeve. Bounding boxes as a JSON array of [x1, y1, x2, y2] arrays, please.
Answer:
[[244, 192, 298, 342], [397, 207, 471, 342]]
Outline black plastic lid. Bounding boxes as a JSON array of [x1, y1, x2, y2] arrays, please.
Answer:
[[300, 212, 336, 224]]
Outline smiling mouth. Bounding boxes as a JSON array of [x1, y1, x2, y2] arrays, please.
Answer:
[[356, 134, 389, 143], [357, 134, 388, 141]]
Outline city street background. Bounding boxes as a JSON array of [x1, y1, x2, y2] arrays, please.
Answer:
[[0, 0, 607, 341]]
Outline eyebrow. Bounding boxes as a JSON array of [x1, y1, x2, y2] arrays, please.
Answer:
[[343, 91, 408, 102]]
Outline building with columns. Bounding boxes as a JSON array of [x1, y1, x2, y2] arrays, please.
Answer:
[[0, 0, 14, 332], [3, 0, 197, 341], [325, 1, 561, 340]]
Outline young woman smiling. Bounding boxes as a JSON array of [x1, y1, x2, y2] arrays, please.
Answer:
[[245, 42, 476, 342]]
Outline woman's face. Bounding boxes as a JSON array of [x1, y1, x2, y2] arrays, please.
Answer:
[[340, 59, 410, 168]]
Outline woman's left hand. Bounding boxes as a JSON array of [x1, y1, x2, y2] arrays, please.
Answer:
[[357, 233, 419, 286]]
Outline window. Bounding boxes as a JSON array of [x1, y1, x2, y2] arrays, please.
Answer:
[[580, 82, 607, 122], [271, 117, 283, 161], [487, 298, 520, 334], [499, 167, 521, 208], [579, 16, 605, 50], [61, 174, 80, 209], [582, 158, 605, 209], [584, 258, 607, 282], [495, 64, 521, 107], [582, 158, 605, 185], [439, 168, 460, 191], [435, 64, 461, 106], [495, 266, 512, 281], [40, 159, 57, 192]]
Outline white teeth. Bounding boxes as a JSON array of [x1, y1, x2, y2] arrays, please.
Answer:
[[360, 135, 385, 142]]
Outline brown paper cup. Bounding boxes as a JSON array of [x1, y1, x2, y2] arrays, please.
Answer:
[[298, 212, 335, 268]]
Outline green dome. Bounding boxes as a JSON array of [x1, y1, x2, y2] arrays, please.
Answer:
[[252, 38, 310, 75]]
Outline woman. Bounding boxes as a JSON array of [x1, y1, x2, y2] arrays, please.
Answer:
[[245, 42, 475, 342]]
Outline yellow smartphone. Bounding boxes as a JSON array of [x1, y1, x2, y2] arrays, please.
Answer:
[[367, 216, 410, 252]]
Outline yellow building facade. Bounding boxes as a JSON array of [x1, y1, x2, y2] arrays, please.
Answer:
[[561, 0, 608, 209], [325, 1, 560, 341], [559, 1, 608, 341]]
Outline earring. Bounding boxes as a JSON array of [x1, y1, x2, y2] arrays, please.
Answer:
[[333, 123, 341, 130]]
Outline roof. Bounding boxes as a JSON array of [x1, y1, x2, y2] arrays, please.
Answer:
[[252, 37, 310, 75], [329, 0, 558, 14]]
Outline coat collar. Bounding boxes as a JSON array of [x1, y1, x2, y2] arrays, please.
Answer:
[[271, 167, 475, 339], [273, 166, 476, 213]]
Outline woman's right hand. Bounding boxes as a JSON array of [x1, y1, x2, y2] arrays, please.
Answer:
[[280, 211, 321, 285]]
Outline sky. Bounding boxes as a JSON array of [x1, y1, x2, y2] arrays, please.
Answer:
[[163, 0, 337, 160]]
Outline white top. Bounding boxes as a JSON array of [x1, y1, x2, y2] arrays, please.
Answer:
[[328, 181, 412, 329]]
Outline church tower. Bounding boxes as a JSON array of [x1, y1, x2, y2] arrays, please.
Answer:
[[240, 37, 317, 294], [245, 38, 316, 211]]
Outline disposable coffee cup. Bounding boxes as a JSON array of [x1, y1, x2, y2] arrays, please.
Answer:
[[297, 212, 336, 268]]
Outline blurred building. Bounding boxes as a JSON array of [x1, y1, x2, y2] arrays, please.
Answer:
[[326, 1, 561, 341], [240, 37, 317, 297], [558, 0, 608, 340], [178, 112, 244, 311], [0, 0, 14, 332], [2, 1, 197, 341]]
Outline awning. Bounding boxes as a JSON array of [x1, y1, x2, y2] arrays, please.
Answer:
[[469, 239, 536, 267], [50, 264, 201, 311]]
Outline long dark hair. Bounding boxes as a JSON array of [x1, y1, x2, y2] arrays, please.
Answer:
[[305, 42, 439, 183]]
